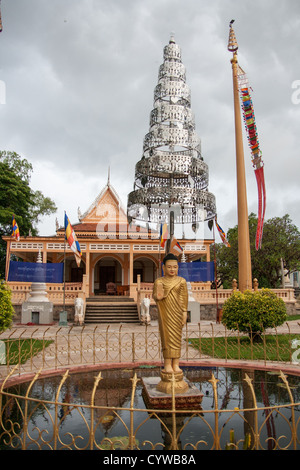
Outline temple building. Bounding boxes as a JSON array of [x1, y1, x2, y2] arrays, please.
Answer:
[[5, 36, 295, 322], [5, 175, 215, 322]]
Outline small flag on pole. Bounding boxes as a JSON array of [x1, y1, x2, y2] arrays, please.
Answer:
[[215, 217, 230, 247], [64, 213, 82, 267], [170, 237, 184, 256], [11, 215, 20, 241], [160, 223, 169, 248]]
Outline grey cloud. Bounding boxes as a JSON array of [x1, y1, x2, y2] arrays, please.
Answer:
[[1, 0, 300, 235]]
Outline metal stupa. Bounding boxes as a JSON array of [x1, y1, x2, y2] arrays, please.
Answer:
[[127, 35, 216, 228]]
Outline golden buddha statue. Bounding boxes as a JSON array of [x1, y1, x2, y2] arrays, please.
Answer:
[[153, 253, 189, 393]]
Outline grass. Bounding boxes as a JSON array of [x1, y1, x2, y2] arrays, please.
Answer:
[[287, 314, 300, 321], [188, 334, 300, 362], [1, 338, 53, 365]]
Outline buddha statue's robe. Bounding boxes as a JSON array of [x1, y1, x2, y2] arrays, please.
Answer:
[[153, 276, 188, 359]]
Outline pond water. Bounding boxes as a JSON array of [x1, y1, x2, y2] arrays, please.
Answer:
[[1, 366, 300, 450]]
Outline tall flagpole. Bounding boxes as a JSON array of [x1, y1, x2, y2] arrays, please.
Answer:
[[5, 240, 11, 281], [212, 219, 220, 322], [228, 21, 252, 292], [63, 210, 66, 313]]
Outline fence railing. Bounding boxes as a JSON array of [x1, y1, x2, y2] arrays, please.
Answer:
[[1, 364, 299, 450], [0, 322, 300, 379]]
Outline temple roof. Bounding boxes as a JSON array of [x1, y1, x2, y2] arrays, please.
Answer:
[[79, 180, 128, 224], [57, 180, 156, 238]]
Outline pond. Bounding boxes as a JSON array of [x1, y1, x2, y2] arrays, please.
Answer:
[[1, 366, 300, 450]]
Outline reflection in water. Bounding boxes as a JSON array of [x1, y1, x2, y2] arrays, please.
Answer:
[[1, 366, 299, 450]]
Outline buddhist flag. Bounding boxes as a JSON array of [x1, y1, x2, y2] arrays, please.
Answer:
[[170, 237, 183, 255], [215, 217, 230, 247], [160, 223, 169, 248], [11, 215, 20, 241], [64, 212, 82, 267]]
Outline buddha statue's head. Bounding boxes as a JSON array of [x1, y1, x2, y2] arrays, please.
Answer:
[[162, 253, 178, 278]]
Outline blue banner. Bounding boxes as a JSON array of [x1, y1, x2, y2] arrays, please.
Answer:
[[8, 261, 63, 283], [178, 261, 215, 282]]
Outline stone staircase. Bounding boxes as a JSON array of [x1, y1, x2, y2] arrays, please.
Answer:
[[84, 296, 140, 324]]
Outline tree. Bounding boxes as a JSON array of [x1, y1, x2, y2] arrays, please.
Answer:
[[0, 281, 14, 331], [0, 151, 57, 277], [221, 288, 287, 339], [213, 213, 300, 288]]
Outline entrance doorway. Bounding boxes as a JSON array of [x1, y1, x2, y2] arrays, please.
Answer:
[[133, 257, 156, 283], [99, 266, 115, 292], [94, 257, 122, 294]]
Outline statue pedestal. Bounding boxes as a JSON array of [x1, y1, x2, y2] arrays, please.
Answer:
[[142, 375, 203, 410], [156, 370, 189, 394]]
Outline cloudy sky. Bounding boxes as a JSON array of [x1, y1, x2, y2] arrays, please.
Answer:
[[1, 0, 300, 238]]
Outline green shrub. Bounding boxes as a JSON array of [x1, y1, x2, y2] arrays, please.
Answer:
[[221, 288, 287, 338], [0, 281, 14, 332]]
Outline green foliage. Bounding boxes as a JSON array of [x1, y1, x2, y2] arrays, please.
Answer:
[[221, 289, 287, 337], [213, 213, 300, 288], [0, 151, 57, 277], [0, 281, 14, 332], [188, 333, 300, 361]]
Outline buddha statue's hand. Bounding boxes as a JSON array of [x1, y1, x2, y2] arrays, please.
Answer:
[[156, 280, 165, 300]]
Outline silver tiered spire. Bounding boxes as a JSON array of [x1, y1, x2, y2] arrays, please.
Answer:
[[127, 36, 216, 226]]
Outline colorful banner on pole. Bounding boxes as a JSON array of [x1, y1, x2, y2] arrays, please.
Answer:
[[237, 70, 266, 250], [64, 213, 82, 266], [215, 217, 230, 247], [159, 223, 169, 248], [11, 215, 20, 241], [170, 237, 183, 255]]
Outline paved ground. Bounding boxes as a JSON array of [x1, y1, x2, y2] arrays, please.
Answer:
[[1, 318, 300, 336]]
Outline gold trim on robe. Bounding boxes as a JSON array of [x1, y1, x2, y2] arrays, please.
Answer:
[[153, 276, 188, 359]]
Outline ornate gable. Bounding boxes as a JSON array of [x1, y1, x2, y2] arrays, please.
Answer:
[[57, 180, 153, 238], [80, 183, 128, 225]]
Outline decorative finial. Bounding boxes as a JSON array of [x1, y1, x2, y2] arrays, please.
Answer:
[[228, 19, 238, 53], [37, 250, 42, 263], [107, 166, 110, 186], [169, 32, 175, 44]]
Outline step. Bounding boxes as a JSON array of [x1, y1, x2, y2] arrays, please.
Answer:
[[86, 296, 135, 303], [86, 305, 137, 310], [84, 319, 139, 323], [84, 299, 139, 323], [85, 312, 138, 318], [84, 314, 139, 323], [86, 303, 137, 308], [85, 305, 138, 310]]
